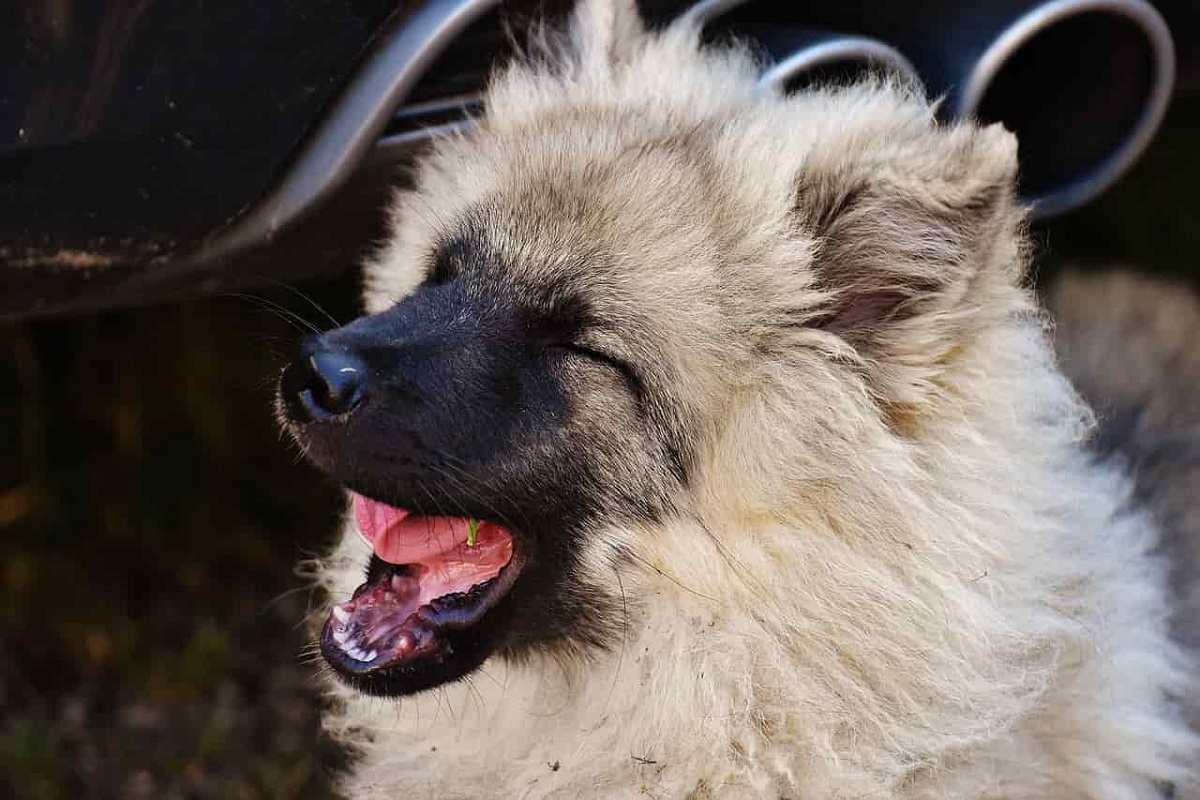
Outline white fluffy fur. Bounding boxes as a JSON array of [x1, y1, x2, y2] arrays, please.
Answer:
[[312, 2, 1198, 796]]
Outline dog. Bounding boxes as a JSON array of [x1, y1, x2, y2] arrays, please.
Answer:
[[276, 1, 1199, 796]]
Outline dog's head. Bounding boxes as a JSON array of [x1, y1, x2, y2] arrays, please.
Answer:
[[277, 0, 1023, 698]]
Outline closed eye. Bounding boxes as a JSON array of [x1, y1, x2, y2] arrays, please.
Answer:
[[550, 343, 644, 399]]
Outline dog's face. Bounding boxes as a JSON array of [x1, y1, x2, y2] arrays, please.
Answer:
[[278, 5, 1021, 699], [279, 147, 739, 695]]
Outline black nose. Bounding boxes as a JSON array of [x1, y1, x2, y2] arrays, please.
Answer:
[[281, 343, 368, 422]]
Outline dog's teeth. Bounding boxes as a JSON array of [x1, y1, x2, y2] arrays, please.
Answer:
[[363, 650, 377, 662], [394, 632, 414, 655], [332, 605, 350, 624]]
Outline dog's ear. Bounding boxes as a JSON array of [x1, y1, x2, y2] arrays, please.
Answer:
[[800, 121, 1020, 344], [797, 119, 1023, 416], [569, 0, 647, 71]]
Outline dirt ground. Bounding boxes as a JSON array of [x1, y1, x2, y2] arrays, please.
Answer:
[[2, 97, 1197, 799]]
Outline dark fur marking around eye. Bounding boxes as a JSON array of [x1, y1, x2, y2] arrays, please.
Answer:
[[558, 342, 646, 405], [425, 231, 491, 287], [538, 288, 597, 339], [535, 287, 689, 486]]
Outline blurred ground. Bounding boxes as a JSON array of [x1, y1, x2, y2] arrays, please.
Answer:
[[1, 96, 1197, 800]]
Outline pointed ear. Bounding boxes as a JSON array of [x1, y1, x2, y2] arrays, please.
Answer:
[[797, 119, 1023, 418], [570, 0, 647, 71], [800, 121, 1021, 346]]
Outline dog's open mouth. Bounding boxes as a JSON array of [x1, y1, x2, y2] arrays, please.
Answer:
[[320, 494, 522, 688]]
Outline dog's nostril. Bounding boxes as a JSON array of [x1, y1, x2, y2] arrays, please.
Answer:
[[282, 348, 367, 422], [308, 351, 367, 415]]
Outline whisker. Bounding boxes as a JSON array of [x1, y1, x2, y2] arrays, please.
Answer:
[[624, 549, 716, 603], [222, 292, 324, 335], [425, 465, 505, 526], [461, 674, 488, 717], [696, 517, 766, 598], [253, 276, 344, 329], [427, 459, 532, 533], [264, 582, 321, 612], [603, 562, 631, 708]]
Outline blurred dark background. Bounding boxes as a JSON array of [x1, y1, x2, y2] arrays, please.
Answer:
[[1, 277, 359, 799], [3, 1, 1200, 798]]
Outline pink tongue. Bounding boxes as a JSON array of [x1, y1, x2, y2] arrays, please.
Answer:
[[352, 494, 511, 575], [353, 495, 407, 547]]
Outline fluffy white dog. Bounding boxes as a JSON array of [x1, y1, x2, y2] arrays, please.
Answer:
[[277, 2, 1200, 796]]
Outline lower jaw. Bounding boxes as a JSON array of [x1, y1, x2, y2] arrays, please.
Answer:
[[320, 554, 526, 696], [324, 575, 497, 671], [320, 602, 506, 696]]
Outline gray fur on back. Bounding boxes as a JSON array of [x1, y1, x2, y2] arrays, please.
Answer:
[[1049, 269, 1200, 800], [1049, 269, 1200, 654]]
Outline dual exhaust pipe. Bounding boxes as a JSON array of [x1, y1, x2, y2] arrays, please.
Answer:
[[687, 0, 1174, 217]]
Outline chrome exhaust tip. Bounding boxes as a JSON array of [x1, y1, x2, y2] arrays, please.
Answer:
[[684, 2, 918, 94], [759, 33, 919, 95], [953, 0, 1174, 216]]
